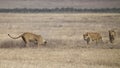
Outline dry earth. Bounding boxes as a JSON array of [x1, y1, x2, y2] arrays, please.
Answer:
[[0, 13, 120, 68]]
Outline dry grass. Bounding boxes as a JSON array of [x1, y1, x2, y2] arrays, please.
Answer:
[[0, 48, 120, 68], [0, 13, 120, 68]]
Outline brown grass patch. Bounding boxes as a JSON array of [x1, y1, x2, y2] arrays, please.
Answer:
[[0, 13, 120, 68]]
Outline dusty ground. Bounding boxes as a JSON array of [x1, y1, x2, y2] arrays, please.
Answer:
[[0, 48, 120, 68], [0, 13, 120, 68]]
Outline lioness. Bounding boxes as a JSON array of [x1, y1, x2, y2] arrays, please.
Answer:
[[8, 32, 47, 47], [83, 32, 102, 44], [109, 30, 116, 43]]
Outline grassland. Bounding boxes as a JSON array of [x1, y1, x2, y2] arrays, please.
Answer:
[[0, 13, 120, 68]]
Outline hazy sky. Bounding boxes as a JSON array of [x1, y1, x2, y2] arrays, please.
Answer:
[[0, 0, 120, 9]]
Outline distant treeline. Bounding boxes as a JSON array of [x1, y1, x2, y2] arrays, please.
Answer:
[[0, 8, 120, 13]]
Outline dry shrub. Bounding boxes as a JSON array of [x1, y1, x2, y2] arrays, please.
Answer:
[[0, 39, 120, 49], [46, 39, 84, 48], [45, 39, 120, 49], [0, 40, 46, 48], [0, 40, 25, 48]]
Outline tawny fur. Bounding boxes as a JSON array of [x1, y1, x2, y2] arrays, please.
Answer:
[[109, 30, 116, 43], [8, 32, 47, 47], [83, 32, 102, 44]]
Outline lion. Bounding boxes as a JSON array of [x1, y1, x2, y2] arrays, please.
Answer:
[[109, 30, 116, 43], [83, 32, 102, 45], [8, 32, 47, 47]]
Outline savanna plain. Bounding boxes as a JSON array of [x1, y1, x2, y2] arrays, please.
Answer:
[[0, 13, 120, 68]]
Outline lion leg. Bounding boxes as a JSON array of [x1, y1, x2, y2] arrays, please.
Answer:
[[24, 40, 29, 47], [22, 37, 27, 47], [96, 40, 98, 45], [87, 38, 90, 45], [109, 38, 112, 43], [36, 40, 40, 47], [37, 42, 41, 47], [109, 35, 115, 43], [26, 43, 29, 47], [110, 37, 113, 43], [112, 36, 115, 43], [22, 37, 29, 47]]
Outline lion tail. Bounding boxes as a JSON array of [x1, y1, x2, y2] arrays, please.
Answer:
[[8, 34, 23, 39]]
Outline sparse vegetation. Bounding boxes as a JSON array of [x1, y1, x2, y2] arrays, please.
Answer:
[[0, 8, 120, 13], [0, 13, 120, 68]]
